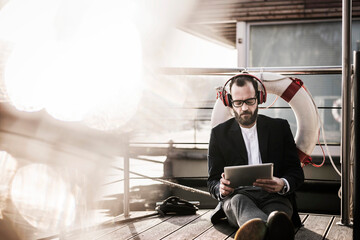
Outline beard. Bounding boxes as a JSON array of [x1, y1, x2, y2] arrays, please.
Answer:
[[234, 106, 258, 127]]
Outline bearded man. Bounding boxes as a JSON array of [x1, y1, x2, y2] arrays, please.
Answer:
[[207, 74, 304, 240]]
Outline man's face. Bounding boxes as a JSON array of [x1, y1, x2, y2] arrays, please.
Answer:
[[230, 82, 258, 128]]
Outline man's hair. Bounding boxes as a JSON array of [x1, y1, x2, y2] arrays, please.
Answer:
[[229, 75, 258, 95]]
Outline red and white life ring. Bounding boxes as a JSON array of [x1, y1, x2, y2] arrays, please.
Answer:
[[332, 98, 342, 123], [210, 72, 320, 166]]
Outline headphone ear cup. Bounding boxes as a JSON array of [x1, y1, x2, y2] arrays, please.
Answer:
[[263, 90, 267, 103], [260, 90, 266, 104], [221, 91, 232, 107], [257, 90, 266, 104], [225, 94, 232, 107]]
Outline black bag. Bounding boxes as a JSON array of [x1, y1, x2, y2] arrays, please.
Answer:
[[156, 196, 198, 216]]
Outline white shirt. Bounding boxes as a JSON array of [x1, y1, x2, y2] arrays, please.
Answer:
[[239, 123, 290, 194], [219, 122, 290, 199], [240, 124, 262, 165]]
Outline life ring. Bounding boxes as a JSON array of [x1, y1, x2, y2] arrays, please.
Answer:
[[210, 72, 320, 166], [331, 98, 342, 123]]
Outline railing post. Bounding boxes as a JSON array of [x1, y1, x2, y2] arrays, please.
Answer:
[[194, 119, 197, 148], [340, 0, 352, 226], [353, 50, 360, 239], [124, 133, 130, 217]]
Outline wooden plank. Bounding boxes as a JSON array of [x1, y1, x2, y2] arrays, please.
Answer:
[[128, 210, 209, 240], [325, 217, 353, 240], [294, 214, 309, 233], [96, 213, 172, 240], [196, 213, 308, 240], [201, 0, 305, 9], [299, 214, 308, 222], [194, 221, 237, 240], [53, 211, 156, 240], [198, 4, 305, 14], [161, 211, 214, 240], [295, 215, 333, 240]]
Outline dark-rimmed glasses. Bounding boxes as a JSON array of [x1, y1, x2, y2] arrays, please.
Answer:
[[231, 97, 257, 108]]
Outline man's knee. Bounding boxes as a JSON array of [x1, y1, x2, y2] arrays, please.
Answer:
[[223, 194, 247, 212], [230, 194, 250, 207]]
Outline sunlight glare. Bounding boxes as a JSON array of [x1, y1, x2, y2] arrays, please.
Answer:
[[0, 0, 143, 128], [0, 151, 17, 219], [11, 164, 75, 231], [0, 0, 60, 111]]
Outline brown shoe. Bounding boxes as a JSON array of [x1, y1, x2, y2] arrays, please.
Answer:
[[266, 211, 294, 240], [234, 218, 267, 240]]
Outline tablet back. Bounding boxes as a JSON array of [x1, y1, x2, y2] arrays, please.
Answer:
[[224, 163, 273, 188]]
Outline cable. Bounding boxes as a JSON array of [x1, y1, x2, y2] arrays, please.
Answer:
[[309, 129, 326, 168], [301, 84, 341, 176], [259, 95, 279, 109]]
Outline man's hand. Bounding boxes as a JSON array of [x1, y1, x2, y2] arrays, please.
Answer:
[[220, 173, 234, 197], [253, 177, 285, 193]]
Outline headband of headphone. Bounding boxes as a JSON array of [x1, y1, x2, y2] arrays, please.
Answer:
[[220, 72, 267, 107]]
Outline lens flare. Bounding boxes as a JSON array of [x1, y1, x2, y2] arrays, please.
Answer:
[[0, 151, 17, 219], [0, 0, 143, 129], [11, 164, 75, 231]]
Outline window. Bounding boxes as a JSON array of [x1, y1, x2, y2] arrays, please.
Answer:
[[247, 20, 360, 144]]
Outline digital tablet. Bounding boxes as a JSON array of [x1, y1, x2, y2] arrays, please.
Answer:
[[224, 163, 273, 188]]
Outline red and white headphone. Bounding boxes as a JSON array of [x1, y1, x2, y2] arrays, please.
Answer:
[[219, 72, 267, 107]]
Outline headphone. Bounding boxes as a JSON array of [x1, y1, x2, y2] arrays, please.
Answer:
[[220, 72, 267, 107]]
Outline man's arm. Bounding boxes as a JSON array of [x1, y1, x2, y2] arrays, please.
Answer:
[[207, 128, 229, 200]]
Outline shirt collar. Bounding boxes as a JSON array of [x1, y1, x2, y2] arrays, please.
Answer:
[[239, 122, 257, 132]]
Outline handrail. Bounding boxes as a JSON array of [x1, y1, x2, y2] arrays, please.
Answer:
[[353, 50, 360, 239], [159, 66, 342, 75], [124, 134, 130, 217], [340, 0, 352, 226]]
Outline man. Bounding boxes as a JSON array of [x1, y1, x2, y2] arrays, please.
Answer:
[[207, 74, 304, 240]]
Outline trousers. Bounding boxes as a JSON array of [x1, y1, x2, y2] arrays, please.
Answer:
[[222, 188, 293, 227]]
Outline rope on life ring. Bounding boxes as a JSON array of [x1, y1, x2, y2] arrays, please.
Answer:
[[211, 72, 320, 167]]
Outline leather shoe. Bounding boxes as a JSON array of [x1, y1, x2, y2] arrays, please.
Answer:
[[266, 211, 294, 240], [234, 218, 267, 240]]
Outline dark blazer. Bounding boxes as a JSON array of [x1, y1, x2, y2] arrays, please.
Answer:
[[207, 114, 304, 227]]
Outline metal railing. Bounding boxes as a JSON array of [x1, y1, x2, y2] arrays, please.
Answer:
[[341, 0, 352, 227], [123, 1, 354, 227], [160, 66, 342, 75], [125, 64, 354, 227], [353, 50, 360, 239]]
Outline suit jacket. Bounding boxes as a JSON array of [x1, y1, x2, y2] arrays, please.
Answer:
[[207, 115, 304, 227]]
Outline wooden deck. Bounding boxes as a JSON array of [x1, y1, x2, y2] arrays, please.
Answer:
[[63, 210, 353, 240]]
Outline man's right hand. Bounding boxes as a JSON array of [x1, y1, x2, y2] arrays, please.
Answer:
[[220, 173, 234, 197]]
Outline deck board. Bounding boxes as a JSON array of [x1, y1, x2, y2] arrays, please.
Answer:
[[96, 213, 172, 240], [299, 214, 307, 222], [326, 217, 353, 240], [295, 214, 333, 240], [194, 221, 237, 240], [128, 210, 209, 240], [160, 211, 214, 240], [49, 211, 157, 240], [59, 211, 353, 240]]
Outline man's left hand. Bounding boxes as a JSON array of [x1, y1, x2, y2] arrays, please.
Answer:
[[253, 177, 285, 193]]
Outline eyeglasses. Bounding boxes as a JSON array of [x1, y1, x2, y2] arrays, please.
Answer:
[[231, 97, 257, 108]]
